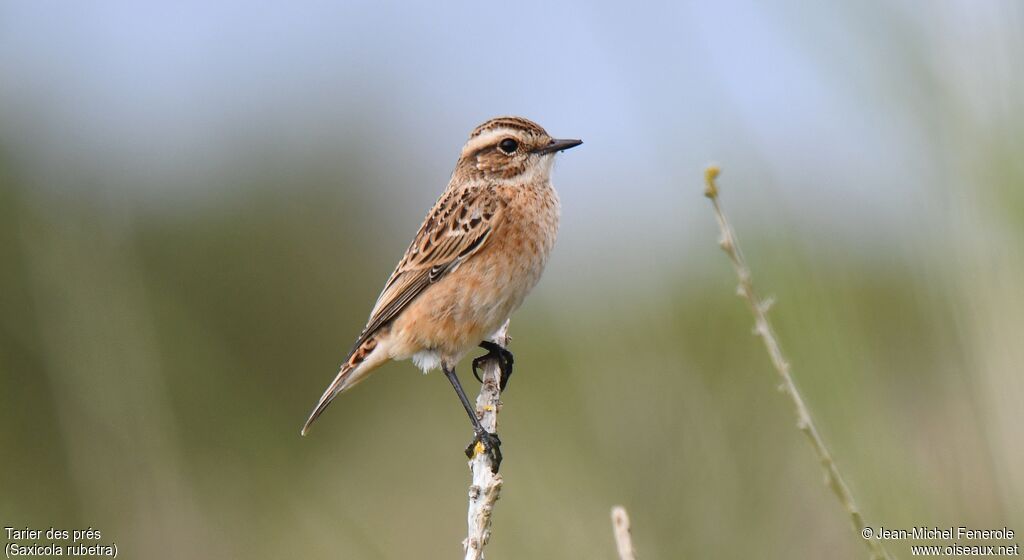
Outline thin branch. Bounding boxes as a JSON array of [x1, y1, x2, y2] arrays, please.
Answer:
[[462, 320, 508, 560], [610, 506, 637, 560], [703, 166, 892, 560]]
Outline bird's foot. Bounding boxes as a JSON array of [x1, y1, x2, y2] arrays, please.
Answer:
[[472, 341, 514, 391], [465, 429, 503, 473]]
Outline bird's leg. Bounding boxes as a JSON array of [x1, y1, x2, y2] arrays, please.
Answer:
[[472, 341, 515, 391], [443, 363, 502, 472]]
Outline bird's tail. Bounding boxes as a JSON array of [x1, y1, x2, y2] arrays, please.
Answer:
[[301, 335, 385, 436]]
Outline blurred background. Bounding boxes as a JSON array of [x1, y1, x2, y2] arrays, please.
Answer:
[[2, 1, 1022, 558]]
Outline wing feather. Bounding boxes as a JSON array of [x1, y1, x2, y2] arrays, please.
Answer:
[[348, 186, 503, 354]]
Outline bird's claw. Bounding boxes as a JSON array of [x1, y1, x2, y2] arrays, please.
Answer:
[[465, 429, 503, 473], [472, 341, 514, 391]]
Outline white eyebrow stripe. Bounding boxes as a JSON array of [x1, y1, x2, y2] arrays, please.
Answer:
[[461, 128, 520, 156]]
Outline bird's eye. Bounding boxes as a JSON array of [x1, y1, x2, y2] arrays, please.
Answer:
[[498, 138, 519, 155]]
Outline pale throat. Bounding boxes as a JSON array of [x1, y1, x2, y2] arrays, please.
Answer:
[[493, 155, 557, 188]]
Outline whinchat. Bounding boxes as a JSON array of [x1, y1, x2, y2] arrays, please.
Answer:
[[301, 116, 581, 471]]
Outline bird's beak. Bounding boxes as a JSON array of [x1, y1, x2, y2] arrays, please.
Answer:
[[533, 138, 583, 155]]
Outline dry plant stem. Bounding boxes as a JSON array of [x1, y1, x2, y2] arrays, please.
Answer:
[[462, 320, 508, 560], [703, 167, 893, 560], [610, 506, 637, 560]]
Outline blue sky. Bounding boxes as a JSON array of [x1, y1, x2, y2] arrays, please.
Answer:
[[1, 0, 1020, 280]]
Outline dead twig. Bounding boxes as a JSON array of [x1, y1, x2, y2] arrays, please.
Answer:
[[704, 166, 892, 560], [462, 321, 508, 560], [611, 506, 637, 560]]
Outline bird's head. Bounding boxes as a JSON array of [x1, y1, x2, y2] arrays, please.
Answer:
[[455, 116, 581, 183]]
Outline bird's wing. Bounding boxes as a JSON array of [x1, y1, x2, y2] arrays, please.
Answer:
[[351, 185, 505, 352], [301, 185, 504, 435]]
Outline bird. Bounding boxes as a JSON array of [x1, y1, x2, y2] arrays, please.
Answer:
[[300, 116, 581, 471]]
